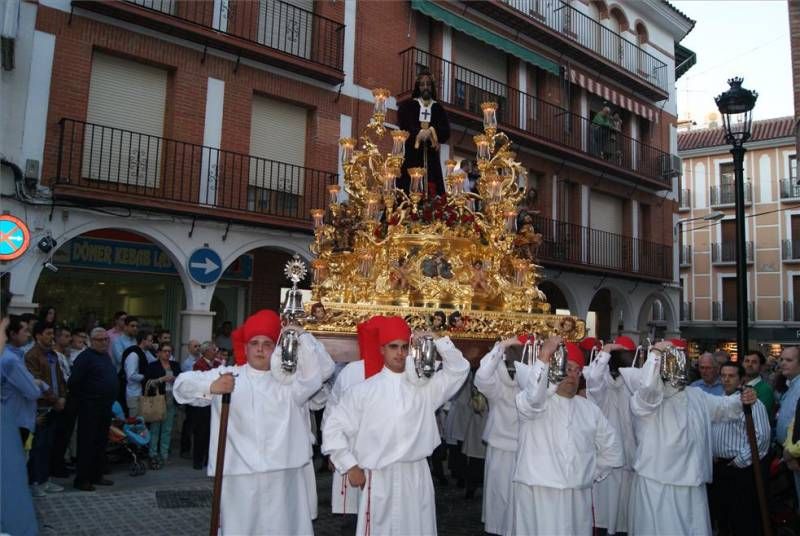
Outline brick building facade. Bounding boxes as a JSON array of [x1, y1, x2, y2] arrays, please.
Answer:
[[1, 0, 694, 350]]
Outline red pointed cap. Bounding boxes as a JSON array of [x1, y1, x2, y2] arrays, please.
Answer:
[[565, 342, 585, 369], [357, 316, 385, 379], [233, 309, 282, 365], [579, 337, 598, 352], [669, 338, 688, 349], [613, 335, 636, 352], [376, 316, 411, 346]]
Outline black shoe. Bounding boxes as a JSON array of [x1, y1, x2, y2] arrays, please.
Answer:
[[193, 463, 204, 470], [74, 482, 96, 492], [93, 478, 114, 486], [180, 451, 192, 460]]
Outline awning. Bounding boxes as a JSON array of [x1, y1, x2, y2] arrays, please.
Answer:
[[675, 43, 696, 81], [410, 0, 560, 76], [568, 67, 660, 123]]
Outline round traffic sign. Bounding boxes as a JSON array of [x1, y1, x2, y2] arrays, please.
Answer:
[[0, 214, 31, 261]]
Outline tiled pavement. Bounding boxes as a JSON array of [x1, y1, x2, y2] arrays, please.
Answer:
[[35, 458, 485, 535]]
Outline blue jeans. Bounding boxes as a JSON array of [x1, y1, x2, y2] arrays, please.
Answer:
[[28, 412, 56, 485], [149, 397, 175, 460]]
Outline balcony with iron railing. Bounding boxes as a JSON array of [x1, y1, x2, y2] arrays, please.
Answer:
[[680, 301, 692, 322], [786, 301, 800, 322], [679, 245, 691, 267], [400, 48, 674, 189], [679, 189, 691, 211], [531, 215, 672, 281], [73, 0, 345, 83], [780, 178, 800, 201], [711, 242, 754, 264], [782, 240, 800, 262], [712, 301, 755, 322], [466, 0, 669, 99], [52, 118, 337, 230], [710, 181, 752, 207]]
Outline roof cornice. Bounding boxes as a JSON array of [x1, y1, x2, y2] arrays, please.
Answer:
[[633, 0, 696, 42], [678, 137, 795, 158]]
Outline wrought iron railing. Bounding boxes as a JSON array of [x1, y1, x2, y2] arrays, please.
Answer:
[[780, 178, 800, 200], [711, 241, 754, 264], [499, 0, 668, 93], [679, 188, 691, 210], [710, 181, 752, 206], [400, 48, 672, 187], [680, 301, 692, 322], [782, 239, 800, 261], [532, 214, 672, 280], [680, 245, 691, 266], [54, 118, 337, 225], [122, 0, 344, 70], [713, 300, 755, 322]]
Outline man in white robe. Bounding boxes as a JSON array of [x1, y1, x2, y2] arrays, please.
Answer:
[[173, 310, 323, 536], [582, 339, 639, 535], [323, 318, 390, 517], [473, 337, 526, 535], [627, 341, 758, 535], [322, 315, 470, 535], [508, 337, 623, 536]]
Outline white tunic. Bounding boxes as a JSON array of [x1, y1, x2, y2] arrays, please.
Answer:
[[443, 369, 472, 444], [322, 337, 470, 535], [509, 360, 623, 536], [301, 335, 336, 520], [173, 337, 322, 536], [325, 360, 367, 514], [628, 350, 744, 536], [473, 344, 521, 536], [583, 352, 637, 534]]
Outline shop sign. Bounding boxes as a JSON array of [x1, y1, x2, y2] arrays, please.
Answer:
[[52, 237, 252, 281]]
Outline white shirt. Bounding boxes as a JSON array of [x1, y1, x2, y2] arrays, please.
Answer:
[[712, 396, 770, 468], [124, 351, 145, 398], [630, 350, 744, 486], [323, 337, 469, 472], [173, 338, 322, 476], [473, 343, 520, 452], [583, 351, 637, 468], [513, 360, 623, 489]]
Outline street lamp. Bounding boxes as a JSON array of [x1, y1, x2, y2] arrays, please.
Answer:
[[715, 77, 757, 357], [673, 210, 724, 239]]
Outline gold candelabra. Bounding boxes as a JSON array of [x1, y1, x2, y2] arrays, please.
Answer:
[[305, 90, 584, 341]]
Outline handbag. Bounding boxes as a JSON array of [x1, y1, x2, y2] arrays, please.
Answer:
[[140, 380, 166, 423]]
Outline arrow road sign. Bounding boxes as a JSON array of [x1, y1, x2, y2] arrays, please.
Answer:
[[187, 248, 223, 285]]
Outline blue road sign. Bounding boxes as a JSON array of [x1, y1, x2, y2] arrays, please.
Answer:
[[188, 247, 223, 285]]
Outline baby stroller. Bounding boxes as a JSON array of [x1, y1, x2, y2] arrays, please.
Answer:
[[108, 402, 151, 476]]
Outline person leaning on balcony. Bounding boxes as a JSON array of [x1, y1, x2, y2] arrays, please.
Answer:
[[591, 105, 613, 159]]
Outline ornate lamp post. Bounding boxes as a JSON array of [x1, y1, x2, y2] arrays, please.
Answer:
[[714, 77, 757, 357], [716, 78, 770, 536]]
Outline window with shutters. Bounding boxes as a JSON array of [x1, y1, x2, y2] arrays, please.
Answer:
[[257, 0, 314, 60], [453, 32, 507, 122], [82, 52, 167, 188], [248, 95, 307, 213]]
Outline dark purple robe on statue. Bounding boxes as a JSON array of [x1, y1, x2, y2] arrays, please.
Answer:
[[397, 98, 451, 196]]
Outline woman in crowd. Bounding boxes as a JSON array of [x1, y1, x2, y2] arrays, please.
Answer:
[[144, 343, 181, 467]]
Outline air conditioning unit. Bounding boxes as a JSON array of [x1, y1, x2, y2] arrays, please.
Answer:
[[660, 154, 681, 179]]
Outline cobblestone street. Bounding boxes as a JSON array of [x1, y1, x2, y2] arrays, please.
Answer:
[[35, 458, 484, 535]]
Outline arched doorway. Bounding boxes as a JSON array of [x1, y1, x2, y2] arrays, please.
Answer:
[[539, 281, 571, 314], [210, 247, 312, 338], [34, 229, 185, 333], [588, 289, 612, 339]]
